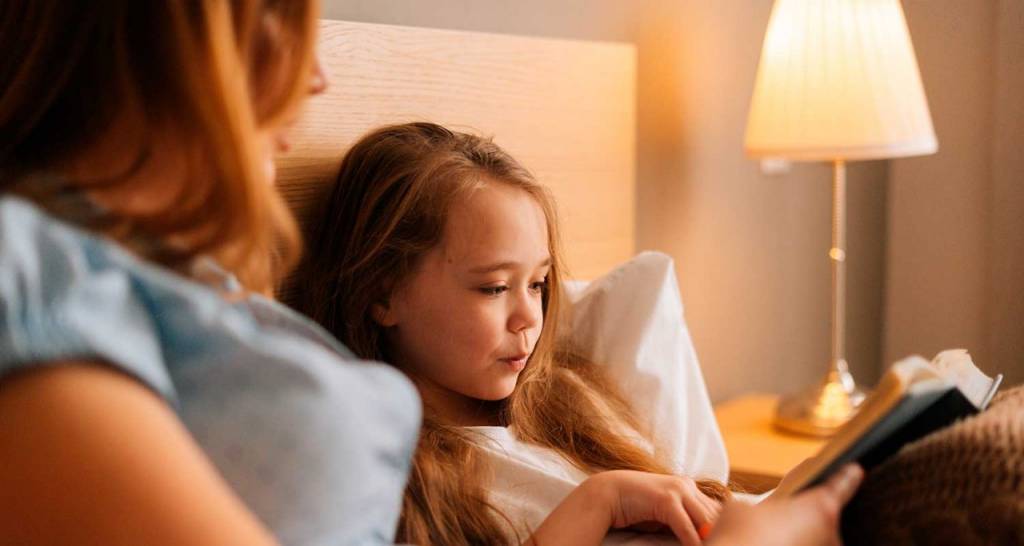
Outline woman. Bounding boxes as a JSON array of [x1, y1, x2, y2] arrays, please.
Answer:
[[0, 2, 424, 544], [0, 1, 860, 545]]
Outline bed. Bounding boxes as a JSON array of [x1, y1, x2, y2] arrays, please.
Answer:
[[273, 19, 731, 544], [276, 19, 638, 300], [277, 20, 1024, 546]]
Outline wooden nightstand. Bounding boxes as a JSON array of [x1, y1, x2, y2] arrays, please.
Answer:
[[714, 394, 827, 493]]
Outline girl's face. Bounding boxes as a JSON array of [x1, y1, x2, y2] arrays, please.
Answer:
[[378, 181, 551, 424]]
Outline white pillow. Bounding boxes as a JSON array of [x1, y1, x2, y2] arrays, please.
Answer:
[[560, 251, 728, 482]]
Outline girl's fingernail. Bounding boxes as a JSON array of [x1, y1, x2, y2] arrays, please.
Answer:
[[698, 521, 713, 540]]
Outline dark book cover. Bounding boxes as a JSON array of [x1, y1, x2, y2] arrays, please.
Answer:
[[802, 387, 980, 491]]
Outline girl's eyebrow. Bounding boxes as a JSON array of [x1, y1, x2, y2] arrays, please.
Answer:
[[469, 257, 551, 274]]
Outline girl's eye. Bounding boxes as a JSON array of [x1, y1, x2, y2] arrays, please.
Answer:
[[479, 285, 508, 296], [529, 279, 548, 293]]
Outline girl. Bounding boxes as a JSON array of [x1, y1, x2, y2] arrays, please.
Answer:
[[297, 122, 731, 545]]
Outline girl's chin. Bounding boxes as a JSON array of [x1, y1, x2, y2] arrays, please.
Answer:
[[499, 381, 520, 400], [476, 379, 519, 402]]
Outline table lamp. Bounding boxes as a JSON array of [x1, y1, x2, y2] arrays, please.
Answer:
[[744, 0, 938, 436]]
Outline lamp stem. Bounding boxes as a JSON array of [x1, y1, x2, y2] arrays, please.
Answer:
[[831, 159, 846, 368], [773, 158, 865, 437]]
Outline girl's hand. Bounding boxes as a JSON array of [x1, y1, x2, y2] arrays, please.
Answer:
[[527, 470, 722, 546], [706, 464, 864, 546], [588, 470, 723, 546]]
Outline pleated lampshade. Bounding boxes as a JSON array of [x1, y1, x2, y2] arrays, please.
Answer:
[[744, 0, 938, 161]]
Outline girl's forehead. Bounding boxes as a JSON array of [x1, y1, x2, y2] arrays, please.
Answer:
[[441, 183, 549, 266]]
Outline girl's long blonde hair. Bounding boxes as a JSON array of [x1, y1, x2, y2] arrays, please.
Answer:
[[0, 1, 318, 292], [296, 122, 730, 545]]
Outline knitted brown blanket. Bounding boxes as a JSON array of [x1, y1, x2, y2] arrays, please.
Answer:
[[842, 384, 1024, 545]]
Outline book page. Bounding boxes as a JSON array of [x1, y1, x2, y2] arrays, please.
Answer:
[[931, 349, 997, 407]]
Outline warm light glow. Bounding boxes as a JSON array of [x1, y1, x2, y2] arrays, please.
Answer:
[[745, 0, 938, 161], [815, 381, 855, 422]]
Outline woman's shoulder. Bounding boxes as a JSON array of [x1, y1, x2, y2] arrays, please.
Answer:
[[0, 192, 419, 410], [0, 194, 180, 398], [0, 192, 421, 429], [0, 194, 423, 543]]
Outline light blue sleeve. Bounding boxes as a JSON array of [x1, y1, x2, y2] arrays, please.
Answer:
[[0, 196, 422, 545], [0, 197, 175, 400]]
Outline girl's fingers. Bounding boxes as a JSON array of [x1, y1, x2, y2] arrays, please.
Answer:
[[700, 494, 722, 521], [680, 491, 715, 541], [662, 502, 703, 546], [701, 498, 722, 537]]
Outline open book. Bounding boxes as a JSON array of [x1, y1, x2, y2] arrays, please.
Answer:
[[774, 349, 1003, 497]]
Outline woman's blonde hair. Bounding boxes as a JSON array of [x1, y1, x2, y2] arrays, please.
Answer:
[[296, 122, 730, 545], [0, 1, 318, 292]]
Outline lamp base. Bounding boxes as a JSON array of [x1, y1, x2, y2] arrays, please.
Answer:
[[774, 359, 867, 437]]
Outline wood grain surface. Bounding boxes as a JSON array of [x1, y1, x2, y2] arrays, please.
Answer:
[[276, 20, 636, 297]]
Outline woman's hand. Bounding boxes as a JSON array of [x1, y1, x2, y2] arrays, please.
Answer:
[[706, 464, 864, 546], [527, 470, 722, 546]]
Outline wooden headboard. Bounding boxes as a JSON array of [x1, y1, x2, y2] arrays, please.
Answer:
[[276, 20, 637, 282]]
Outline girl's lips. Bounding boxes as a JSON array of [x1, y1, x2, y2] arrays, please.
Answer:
[[501, 356, 528, 371]]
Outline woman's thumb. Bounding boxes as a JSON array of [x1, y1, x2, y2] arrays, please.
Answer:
[[820, 464, 864, 506], [794, 463, 864, 525]]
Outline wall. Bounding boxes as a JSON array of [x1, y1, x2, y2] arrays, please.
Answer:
[[886, 0, 1024, 386], [319, 0, 1018, 402], [989, 0, 1024, 387], [319, 0, 890, 402]]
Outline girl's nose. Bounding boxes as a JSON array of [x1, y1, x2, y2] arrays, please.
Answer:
[[508, 292, 542, 334]]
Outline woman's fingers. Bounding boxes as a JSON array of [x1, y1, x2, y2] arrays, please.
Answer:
[[800, 464, 863, 506], [790, 464, 864, 531], [821, 464, 864, 505], [697, 467, 862, 546]]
